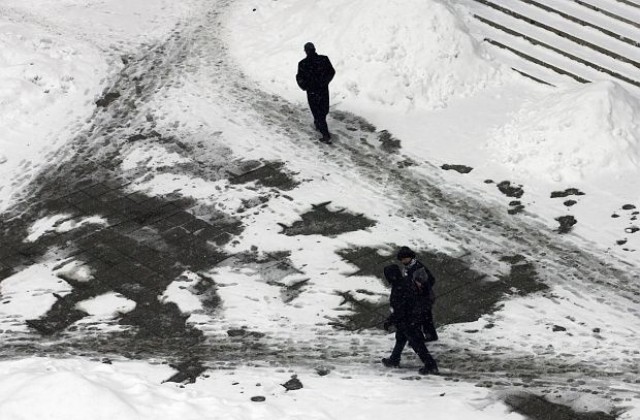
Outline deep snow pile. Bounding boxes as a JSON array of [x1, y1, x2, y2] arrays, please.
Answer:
[[228, 0, 507, 111], [0, 358, 528, 420], [488, 81, 640, 183]]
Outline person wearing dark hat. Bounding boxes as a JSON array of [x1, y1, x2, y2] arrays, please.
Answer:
[[296, 42, 335, 143], [397, 246, 439, 342], [381, 264, 439, 375]]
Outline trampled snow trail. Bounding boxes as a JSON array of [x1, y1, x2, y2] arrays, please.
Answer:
[[0, 0, 638, 405]]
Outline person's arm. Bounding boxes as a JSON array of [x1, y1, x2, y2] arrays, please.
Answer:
[[324, 57, 335, 84], [296, 62, 307, 91], [413, 267, 436, 304]]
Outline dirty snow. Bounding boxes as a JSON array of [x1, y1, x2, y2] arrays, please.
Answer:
[[1, 0, 640, 419]]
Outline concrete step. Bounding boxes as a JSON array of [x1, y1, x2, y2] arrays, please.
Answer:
[[458, 0, 640, 91], [475, 14, 640, 89]]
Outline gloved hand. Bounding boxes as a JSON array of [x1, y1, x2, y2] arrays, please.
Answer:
[[383, 320, 392, 331]]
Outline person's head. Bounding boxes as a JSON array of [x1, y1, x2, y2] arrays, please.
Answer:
[[304, 42, 316, 56], [396, 246, 416, 266], [383, 264, 402, 285]]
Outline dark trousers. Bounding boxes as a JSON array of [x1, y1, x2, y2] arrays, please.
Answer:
[[389, 322, 436, 367], [306, 88, 330, 137]]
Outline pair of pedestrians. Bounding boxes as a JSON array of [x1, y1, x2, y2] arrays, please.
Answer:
[[295, 46, 440, 374], [382, 246, 439, 375]]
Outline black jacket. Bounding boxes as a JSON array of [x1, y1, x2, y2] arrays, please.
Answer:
[[383, 263, 422, 327], [296, 53, 335, 92], [404, 260, 436, 310]]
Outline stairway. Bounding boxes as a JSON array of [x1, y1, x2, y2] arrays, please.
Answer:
[[456, 0, 640, 90]]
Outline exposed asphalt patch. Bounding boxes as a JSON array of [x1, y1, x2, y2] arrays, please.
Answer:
[[497, 181, 524, 199], [551, 188, 585, 198], [228, 160, 299, 191], [441, 164, 473, 174], [505, 393, 617, 420], [278, 202, 376, 237], [163, 358, 207, 384], [555, 215, 577, 234], [376, 130, 402, 153], [95, 91, 121, 107], [331, 110, 377, 133], [230, 250, 309, 304], [6, 183, 240, 343], [332, 247, 548, 330], [508, 200, 525, 215]]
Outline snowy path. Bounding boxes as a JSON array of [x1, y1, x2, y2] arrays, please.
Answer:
[[1, 0, 639, 409]]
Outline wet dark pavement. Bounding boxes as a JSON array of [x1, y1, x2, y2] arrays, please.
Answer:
[[0, 3, 638, 419]]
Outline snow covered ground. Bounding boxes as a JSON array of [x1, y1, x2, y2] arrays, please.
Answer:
[[228, 0, 640, 262], [1, 0, 639, 419]]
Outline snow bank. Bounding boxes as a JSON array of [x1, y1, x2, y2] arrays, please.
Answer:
[[488, 81, 640, 183], [0, 358, 526, 420], [228, 0, 505, 111]]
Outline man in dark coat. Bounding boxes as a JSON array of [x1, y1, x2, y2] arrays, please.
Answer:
[[381, 264, 439, 375], [296, 42, 335, 143], [397, 246, 439, 342]]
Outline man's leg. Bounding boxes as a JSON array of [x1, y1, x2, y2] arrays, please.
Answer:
[[319, 89, 331, 137], [384, 329, 408, 366], [308, 91, 330, 139], [406, 324, 438, 373]]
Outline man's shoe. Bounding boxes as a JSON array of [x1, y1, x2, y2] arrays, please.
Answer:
[[418, 365, 440, 375], [319, 133, 332, 144], [381, 358, 400, 368]]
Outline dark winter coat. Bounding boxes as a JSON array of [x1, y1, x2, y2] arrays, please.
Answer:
[[384, 265, 420, 327], [403, 259, 436, 313], [296, 53, 335, 93]]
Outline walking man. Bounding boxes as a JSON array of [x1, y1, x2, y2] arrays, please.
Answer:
[[381, 263, 439, 375], [296, 42, 335, 143], [397, 246, 439, 342]]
